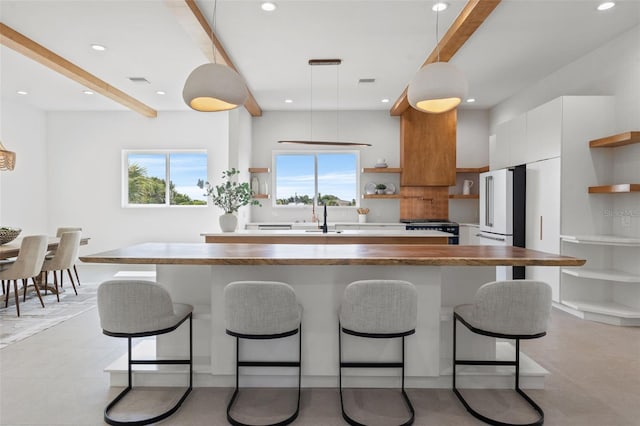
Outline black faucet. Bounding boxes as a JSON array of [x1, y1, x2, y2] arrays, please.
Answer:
[[322, 203, 328, 233]]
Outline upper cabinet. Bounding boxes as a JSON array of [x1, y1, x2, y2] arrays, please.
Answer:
[[400, 108, 456, 186], [526, 97, 562, 162], [492, 113, 526, 170]]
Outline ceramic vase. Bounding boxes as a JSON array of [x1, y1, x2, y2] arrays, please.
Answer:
[[219, 213, 238, 232]]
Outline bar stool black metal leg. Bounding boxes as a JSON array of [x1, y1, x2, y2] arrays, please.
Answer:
[[338, 323, 415, 426], [227, 326, 302, 426], [452, 317, 544, 426], [104, 315, 193, 426]]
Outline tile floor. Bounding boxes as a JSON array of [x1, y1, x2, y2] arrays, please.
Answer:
[[1, 305, 639, 425]]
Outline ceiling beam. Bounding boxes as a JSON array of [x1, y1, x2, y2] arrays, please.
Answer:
[[390, 0, 501, 116], [167, 0, 262, 117], [0, 23, 157, 118]]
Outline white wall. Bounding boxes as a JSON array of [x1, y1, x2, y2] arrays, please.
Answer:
[[228, 107, 253, 228], [456, 109, 490, 168], [490, 25, 640, 133], [45, 111, 231, 255], [0, 100, 48, 234]]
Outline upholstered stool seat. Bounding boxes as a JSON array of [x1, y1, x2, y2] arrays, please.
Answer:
[[339, 279, 418, 426], [452, 280, 552, 426], [224, 281, 302, 426], [97, 280, 193, 426]]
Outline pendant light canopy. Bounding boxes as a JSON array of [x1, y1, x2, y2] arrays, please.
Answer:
[[407, 3, 468, 114], [408, 61, 467, 114], [183, 63, 248, 112]]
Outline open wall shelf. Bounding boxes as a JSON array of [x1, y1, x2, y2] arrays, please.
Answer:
[[589, 131, 640, 148], [361, 167, 402, 173], [588, 184, 640, 194], [449, 194, 479, 199], [248, 167, 270, 173], [456, 166, 489, 173], [562, 268, 640, 283], [362, 194, 401, 199]]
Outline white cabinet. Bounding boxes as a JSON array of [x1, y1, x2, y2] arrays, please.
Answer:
[[526, 158, 561, 301], [526, 97, 562, 163], [491, 114, 526, 170]]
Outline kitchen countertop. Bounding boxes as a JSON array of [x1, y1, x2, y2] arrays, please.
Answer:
[[80, 242, 585, 267], [202, 229, 452, 244]]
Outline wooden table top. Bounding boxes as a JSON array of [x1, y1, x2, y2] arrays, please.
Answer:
[[79, 242, 585, 267], [0, 237, 90, 260]]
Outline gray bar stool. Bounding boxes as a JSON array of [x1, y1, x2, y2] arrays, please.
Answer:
[[224, 281, 302, 426], [452, 280, 552, 426], [97, 279, 193, 426], [339, 279, 418, 426]]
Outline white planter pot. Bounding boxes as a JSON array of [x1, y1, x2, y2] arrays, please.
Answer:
[[219, 213, 238, 232]]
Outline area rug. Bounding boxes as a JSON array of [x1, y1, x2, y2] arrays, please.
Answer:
[[0, 281, 98, 349]]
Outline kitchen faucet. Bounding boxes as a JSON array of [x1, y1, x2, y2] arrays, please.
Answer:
[[322, 203, 328, 233]]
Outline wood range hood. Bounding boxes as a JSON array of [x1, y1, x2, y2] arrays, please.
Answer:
[[399, 108, 457, 221]]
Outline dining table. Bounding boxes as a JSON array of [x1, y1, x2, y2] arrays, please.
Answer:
[[1, 236, 90, 293], [0, 236, 90, 259]]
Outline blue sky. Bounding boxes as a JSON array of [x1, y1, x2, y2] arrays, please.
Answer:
[[275, 153, 357, 202]]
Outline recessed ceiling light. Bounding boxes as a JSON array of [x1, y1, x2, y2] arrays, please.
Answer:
[[381, 99, 390, 103], [90, 44, 106, 51], [16, 90, 28, 95], [597, 2, 615, 11], [432, 2, 448, 12], [82, 90, 94, 95], [156, 90, 166, 95], [284, 99, 293, 103], [466, 98, 476, 103], [261, 2, 276, 12]]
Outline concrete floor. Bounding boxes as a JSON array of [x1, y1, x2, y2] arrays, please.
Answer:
[[1, 306, 639, 425]]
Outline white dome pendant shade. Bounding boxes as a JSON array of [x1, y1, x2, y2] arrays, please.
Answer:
[[183, 63, 248, 112], [408, 61, 468, 114]]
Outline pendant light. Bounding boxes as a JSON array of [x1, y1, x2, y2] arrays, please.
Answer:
[[407, 3, 468, 114], [182, 0, 248, 112], [0, 141, 16, 171], [278, 59, 371, 147]]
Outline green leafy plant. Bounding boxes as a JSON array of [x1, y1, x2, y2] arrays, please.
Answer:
[[202, 168, 261, 214], [375, 183, 387, 190]]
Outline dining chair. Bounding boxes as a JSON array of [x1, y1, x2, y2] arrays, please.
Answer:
[[41, 231, 81, 302], [47, 227, 83, 288], [0, 235, 48, 316]]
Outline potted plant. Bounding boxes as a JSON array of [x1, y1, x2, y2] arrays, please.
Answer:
[[375, 183, 387, 195], [203, 168, 260, 232]]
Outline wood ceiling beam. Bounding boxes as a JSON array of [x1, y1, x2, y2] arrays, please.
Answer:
[[0, 23, 157, 118], [168, 0, 262, 117], [390, 0, 501, 116]]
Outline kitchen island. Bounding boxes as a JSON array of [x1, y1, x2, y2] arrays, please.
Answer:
[[81, 243, 584, 389], [203, 229, 451, 244]]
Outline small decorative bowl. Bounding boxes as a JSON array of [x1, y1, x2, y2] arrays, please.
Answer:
[[0, 227, 21, 245]]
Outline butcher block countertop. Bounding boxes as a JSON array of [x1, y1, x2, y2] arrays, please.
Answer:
[[202, 229, 452, 245], [80, 242, 585, 267]]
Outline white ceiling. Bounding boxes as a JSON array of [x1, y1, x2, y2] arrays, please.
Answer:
[[1, 0, 639, 114]]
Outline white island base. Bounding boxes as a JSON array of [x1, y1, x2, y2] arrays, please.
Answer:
[[105, 264, 548, 389]]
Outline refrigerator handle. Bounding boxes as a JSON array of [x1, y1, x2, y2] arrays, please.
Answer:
[[485, 175, 493, 227]]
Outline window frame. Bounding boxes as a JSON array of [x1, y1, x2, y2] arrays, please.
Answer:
[[272, 149, 360, 208], [121, 149, 208, 208]]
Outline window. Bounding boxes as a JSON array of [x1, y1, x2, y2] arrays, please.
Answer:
[[274, 151, 359, 206], [123, 150, 207, 207]]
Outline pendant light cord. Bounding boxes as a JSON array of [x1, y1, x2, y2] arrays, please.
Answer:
[[435, 4, 440, 62], [336, 63, 339, 140], [211, 0, 217, 64]]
